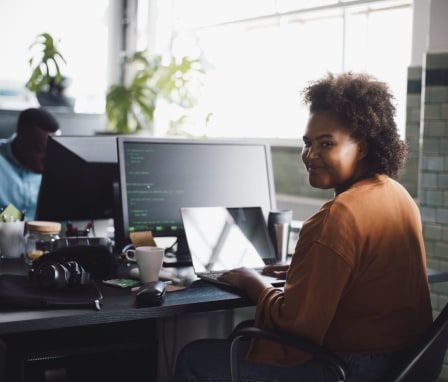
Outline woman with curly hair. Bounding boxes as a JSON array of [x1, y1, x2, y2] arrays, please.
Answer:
[[173, 73, 432, 381]]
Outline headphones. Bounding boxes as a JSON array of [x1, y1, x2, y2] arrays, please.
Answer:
[[30, 260, 91, 290]]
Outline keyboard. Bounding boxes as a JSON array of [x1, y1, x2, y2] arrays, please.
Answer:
[[199, 269, 284, 288]]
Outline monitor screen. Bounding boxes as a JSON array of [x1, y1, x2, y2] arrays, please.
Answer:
[[116, 137, 277, 260], [36, 135, 119, 224]]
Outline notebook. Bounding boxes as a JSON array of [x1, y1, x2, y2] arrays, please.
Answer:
[[180, 206, 284, 288]]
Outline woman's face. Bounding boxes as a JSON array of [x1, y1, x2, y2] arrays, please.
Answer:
[[301, 112, 367, 194]]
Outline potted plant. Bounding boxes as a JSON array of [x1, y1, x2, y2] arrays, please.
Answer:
[[105, 50, 205, 134], [26, 32, 74, 109]]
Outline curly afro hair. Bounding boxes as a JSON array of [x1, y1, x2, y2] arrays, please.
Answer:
[[302, 72, 408, 179]]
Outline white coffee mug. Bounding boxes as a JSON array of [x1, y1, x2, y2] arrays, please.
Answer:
[[0, 221, 26, 259], [126, 246, 165, 283]]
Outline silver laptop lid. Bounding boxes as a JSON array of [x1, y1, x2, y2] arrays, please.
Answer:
[[181, 206, 277, 274]]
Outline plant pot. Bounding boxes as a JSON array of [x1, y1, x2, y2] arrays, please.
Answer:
[[36, 91, 75, 110]]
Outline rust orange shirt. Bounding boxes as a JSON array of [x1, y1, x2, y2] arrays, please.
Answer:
[[247, 175, 432, 366]]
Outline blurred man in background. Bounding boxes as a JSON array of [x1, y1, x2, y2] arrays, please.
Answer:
[[0, 108, 60, 219]]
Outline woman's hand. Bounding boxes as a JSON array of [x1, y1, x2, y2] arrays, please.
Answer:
[[262, 264, 289, 280], [218, 267, 271, 303]]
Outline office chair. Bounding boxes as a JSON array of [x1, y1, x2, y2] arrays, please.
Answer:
[[230, 301, 448, 382]]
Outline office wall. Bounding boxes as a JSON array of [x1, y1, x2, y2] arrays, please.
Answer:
[[400, 66, 421, 198], [419, 51, 448, 381], [408, 1, 448, 380]]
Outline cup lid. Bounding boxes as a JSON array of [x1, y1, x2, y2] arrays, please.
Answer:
[[26, 221, 61, 234]]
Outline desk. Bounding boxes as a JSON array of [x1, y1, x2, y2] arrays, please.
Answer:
[[1, 259, 448, 381], [0, 272, 251, 336], [0, 259, 253, 382]]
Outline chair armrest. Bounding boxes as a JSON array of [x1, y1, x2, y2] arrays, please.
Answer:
[[230, 326, 349, 382]]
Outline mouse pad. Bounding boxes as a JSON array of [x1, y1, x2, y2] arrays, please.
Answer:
[[0, 274, 103, 310]]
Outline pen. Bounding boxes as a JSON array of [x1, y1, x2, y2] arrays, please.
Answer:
[[84, 220, 93, 234], [66, 220, 77, 236]]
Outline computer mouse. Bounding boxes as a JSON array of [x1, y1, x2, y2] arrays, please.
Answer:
[[135, 281, 167, 307]]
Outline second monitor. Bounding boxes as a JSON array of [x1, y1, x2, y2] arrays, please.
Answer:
[[36, 135, 119, 237]]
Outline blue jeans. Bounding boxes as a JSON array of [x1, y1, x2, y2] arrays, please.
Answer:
[[173, 338, 405, 382]]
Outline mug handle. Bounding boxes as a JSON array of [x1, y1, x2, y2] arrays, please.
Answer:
[[125, 249, 137, 262]]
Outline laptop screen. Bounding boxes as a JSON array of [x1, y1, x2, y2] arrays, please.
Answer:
[[181, 206, 277, 273]]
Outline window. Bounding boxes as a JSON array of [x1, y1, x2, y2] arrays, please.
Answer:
[[0, 0, 111, 113], [0, 0, 412, 139], [139, 0, 412, 139]]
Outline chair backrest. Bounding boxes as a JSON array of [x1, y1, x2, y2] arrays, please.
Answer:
[[385, 302, 448, 382]]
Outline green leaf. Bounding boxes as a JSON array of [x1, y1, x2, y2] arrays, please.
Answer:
[[105, 50, 207, 134], [26, 32, 67, 92]]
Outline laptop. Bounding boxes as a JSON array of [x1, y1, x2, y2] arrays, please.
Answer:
[[180, 206, 284, 288]]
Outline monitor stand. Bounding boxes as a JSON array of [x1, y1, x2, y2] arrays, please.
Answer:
[[162, 233, 192, 268]]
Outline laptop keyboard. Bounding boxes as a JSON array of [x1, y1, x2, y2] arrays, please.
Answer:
[[204, 267, 264, 280], [202, 269, 284, 288]]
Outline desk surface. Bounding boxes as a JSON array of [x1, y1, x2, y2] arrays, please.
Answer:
[[0, 260, 252, 336], [1, 259, 447, 337]]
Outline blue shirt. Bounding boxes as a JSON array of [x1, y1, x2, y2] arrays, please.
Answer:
[[0, 135, 41, 220]]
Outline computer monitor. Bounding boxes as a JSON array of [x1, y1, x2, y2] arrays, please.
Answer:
[[35, 135, 119, 230], [116, 137, 277, 262]]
